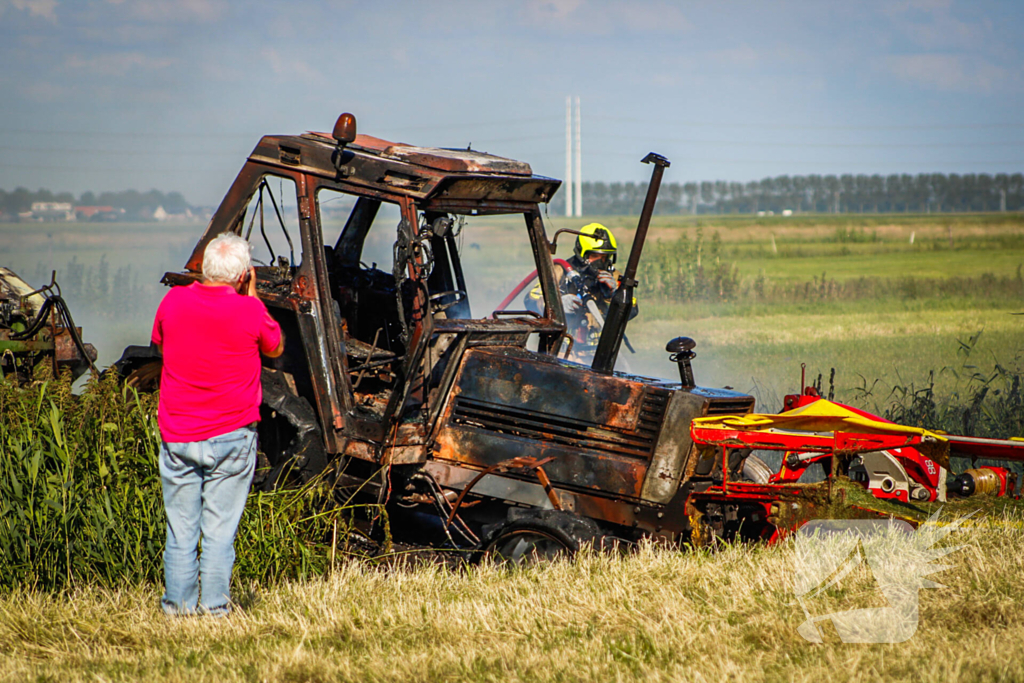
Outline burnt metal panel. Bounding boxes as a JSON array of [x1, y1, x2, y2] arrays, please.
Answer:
[[451, 396, 660, 458], [453, 347, 645, 428], [245, 134, 558, 204], [380, 145, 533, 176], [433, 347, 670, 499], [424, 461, 557, 510], [429, 176, 558, 204], [640, 390, 709, 504], [424, 460, 672, 535]]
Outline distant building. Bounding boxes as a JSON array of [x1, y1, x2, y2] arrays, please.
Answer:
[[28, 202, 75, 221], [75, 206, 120, 221], [152, 205, 198, 221]]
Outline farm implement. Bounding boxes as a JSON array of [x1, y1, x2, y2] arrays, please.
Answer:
[[0, 267, 97, 383], [685, 385, 1024, 544]]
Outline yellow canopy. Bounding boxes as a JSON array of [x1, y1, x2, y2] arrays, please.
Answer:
[[692, 398, 948, 442]]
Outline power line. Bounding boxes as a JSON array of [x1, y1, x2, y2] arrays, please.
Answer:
[[0, 117, 565, 140], [599, 137, 1024, 149], [0, 146, 241, 157], [4, 134, 1012, 160], [661, 158, 1024, 166], [382, 116, 562, 132], [1, 131, 1020, 154], [0, 128, 257, 139], [588, 116, 1024, 131], [504, 150, 1024, 166], [0, 163, 224, 173]]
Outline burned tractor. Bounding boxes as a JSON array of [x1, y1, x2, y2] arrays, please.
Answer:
[[127, 112, 771, 558], [124, 113, 1024, 557], [0, 268, 98, 383]]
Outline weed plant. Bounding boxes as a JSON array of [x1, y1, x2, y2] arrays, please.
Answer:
[[3, 353, 1019, 594], [639, 229, 739, 302], [0, 368, 352, 592]]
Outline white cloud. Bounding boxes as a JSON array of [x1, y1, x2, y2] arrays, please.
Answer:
[[65, 51, 174, 76], [706, 44, 759, 69], [10, 0, 57, 21], [881, 0, 1000, 53], [261, 47, 325, 86], [884, 53, 1017, 94], [521, 0, 691, 35], [119, 0, 227, 23], [904, 13, 990, 51], [523, 0, 585, 22]]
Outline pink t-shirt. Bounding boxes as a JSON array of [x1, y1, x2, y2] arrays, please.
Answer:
[[152, 282, 282, 443]]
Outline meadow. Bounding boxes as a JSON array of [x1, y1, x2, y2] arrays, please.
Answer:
[[2, 212, 1024, 681], [3, 522, 1024, 682]]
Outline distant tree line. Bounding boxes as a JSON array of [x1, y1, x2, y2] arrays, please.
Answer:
[[551, 173, 1024, 215], [0, 187, 192, 220]]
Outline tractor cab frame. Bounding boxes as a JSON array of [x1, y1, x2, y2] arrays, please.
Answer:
[[148, 114, 759, 555]]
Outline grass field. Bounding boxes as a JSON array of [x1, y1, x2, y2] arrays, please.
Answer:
[[2, 213, 1024, 681], [2, 521, 1022, 682]]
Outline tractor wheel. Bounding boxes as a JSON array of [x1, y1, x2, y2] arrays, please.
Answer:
[[482, 509, 609, 565], [487, 528, 574, 564]]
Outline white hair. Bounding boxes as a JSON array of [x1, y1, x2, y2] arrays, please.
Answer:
[[202, 233, 251, 283]]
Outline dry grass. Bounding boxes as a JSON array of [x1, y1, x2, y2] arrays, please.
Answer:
[[1, 514, 1022, 683]]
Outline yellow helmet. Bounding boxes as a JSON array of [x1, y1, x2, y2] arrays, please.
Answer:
[[574, 223, 618, 262]]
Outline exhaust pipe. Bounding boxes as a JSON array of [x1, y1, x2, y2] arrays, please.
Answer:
[[591, 152, 670, 374]]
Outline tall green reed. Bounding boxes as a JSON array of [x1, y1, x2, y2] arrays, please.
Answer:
[[854, 331, 1024, 439], [0, 368, 356, 592], [852, 333, 1024, 478]]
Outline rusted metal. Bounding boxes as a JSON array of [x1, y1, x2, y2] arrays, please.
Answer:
[[534, 465, 563, 510], [0, 267, 98, 382], [444, 456, 555, 528]]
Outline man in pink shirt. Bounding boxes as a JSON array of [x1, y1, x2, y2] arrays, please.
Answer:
[[152, 232, 283, 616]]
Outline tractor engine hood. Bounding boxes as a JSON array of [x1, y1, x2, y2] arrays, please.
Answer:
[[433, 347, 754, 505]]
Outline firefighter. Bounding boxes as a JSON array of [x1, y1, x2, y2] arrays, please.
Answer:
[[525, 223, 637, 359]]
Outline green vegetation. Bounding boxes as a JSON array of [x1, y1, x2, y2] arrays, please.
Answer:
[[596, 213, 1024, 408], [0, 369, 352, 592]]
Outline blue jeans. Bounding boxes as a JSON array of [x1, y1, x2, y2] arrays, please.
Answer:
[[159, 425, 256, 616]]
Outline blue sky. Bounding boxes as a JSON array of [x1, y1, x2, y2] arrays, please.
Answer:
[[1, 0, 1022, 205]]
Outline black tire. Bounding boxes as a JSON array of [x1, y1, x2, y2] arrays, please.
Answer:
[[482, 509, 609, 565]]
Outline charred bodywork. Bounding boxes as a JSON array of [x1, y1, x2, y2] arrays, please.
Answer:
[[155, 114, 760, 554]]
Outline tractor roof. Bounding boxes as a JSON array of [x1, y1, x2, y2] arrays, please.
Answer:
[[245, 129, 560, 207]]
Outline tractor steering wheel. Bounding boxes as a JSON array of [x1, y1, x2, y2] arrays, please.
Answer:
[[428, 290, 467, 314]]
